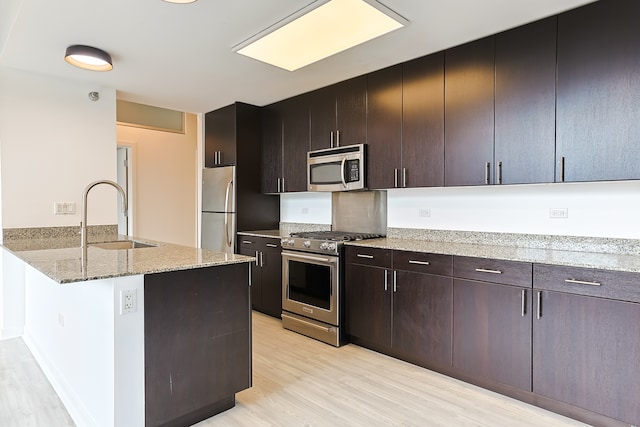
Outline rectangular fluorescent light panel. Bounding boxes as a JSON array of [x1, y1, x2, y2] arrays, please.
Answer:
[[234, 0, 406, 71]]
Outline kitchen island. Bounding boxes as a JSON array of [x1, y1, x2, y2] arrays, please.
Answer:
[[1, 231, 254, 427]]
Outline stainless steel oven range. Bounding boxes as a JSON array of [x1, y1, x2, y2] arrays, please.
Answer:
[[281, 231, 383, 346]]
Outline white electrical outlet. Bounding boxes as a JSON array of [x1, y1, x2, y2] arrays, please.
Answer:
[[418, 208, 431, 218], [549, 208, 569, 219], [301, 207, 310, 214], [54, 202, 76, 215], [58, 313, 65, 327], [120, 289, 137, 314]]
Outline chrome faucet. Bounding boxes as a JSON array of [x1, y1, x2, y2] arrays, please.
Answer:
[[80, 180, 128, 249]]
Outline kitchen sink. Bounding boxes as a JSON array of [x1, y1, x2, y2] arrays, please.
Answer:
[[90, 240, 159, 250]]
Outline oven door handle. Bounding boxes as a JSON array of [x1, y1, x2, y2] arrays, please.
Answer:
[[284, 252, 334, 263]]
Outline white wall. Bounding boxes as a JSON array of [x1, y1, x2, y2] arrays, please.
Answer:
[[280, 192, 331, 224], [116, 115, 198, 247], [281, 181, 640, 239], [0, 68, 117, 228]]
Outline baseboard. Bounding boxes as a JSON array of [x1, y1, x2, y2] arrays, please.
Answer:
[[0, 326, 23, 340]]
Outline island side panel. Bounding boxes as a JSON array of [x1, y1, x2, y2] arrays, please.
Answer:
[[144, 263, 251, 427]]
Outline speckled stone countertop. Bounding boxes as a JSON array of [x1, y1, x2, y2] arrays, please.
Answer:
[[2, 233, 254, 284]]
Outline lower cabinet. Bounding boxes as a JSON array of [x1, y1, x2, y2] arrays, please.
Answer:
[[344, 246, 453, 369], [239, 236, 282, 318]]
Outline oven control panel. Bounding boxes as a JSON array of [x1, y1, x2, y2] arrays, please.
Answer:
[[280, 238, 341, 255]]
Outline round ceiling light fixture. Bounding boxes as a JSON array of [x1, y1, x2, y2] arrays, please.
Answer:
[[64, 45, 113, 71]]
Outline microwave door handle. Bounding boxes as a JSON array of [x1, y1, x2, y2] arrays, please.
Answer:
[[340, 157, 347, 189]]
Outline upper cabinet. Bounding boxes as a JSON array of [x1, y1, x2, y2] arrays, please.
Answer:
[[309, 76, 367, 151], [260, 94, 310, 193], [205, 103, 238, 167], [495, 17, 556, 185], [444, 37, 495, 186], [367, 64, 403, 190], [402, 53, 445, 188], [556, 0, 640, 182]]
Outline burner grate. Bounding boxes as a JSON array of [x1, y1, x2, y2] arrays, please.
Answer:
[[290, 231, 385, 242]]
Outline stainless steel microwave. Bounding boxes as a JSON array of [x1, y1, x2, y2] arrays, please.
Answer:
[[307, 144, 366, 192]]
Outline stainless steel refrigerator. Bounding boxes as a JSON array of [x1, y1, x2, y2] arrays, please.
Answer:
[[201, 166, 236, 253]]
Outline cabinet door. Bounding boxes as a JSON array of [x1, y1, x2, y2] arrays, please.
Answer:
[[309, 85, 336, 151], [393, 271, 452, 367], [453, 279, 532, 391], [344, 263, 391, 348], [260, 104, 283, 194], [281, 94, 310, 192], [495, 18, 556, 184], [533, 291, 640, 425], [367, 64, 403, 189], [444, 37, 495, 186], [335, 76, 367, 147], [239, 240, 262, 311], [402, 53, 445, 188], [260, 240, 282, 318], [205, 104, 237, 167], [557, 0, 640, 181]]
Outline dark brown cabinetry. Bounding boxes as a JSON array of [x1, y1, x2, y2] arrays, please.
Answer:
[[144, 264, 251, 427], [533, 265, 640, 425], [205, 104, 237, 167], [453, 257, 533, 391], [239, 236, 282, 318], [260, 95, 310, 193], [401, 53, 445, 188], [345, 246, 453, 369], [444, 37, 495, 186], [556, 0, 640, 182], [494, 18, 556, 184], [309, 76, 367, 151]]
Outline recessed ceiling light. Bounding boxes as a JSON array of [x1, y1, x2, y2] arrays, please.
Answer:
[[64, 45, 113, 71], [233, 0, 407, 71]]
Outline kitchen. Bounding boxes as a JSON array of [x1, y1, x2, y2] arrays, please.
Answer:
[[2, 0, 640, 426]]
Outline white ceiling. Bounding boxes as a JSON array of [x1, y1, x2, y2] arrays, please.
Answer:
[[0, 0, 595, 114]]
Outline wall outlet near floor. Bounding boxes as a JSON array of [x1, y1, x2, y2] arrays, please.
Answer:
[[418, 208, 431, 218], [53, 202, 75, 215], [549, 208, 569, 219], [120, 289, 137, 315]]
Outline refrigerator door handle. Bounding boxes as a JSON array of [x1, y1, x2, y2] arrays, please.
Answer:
[[224, 179, 233, 247]]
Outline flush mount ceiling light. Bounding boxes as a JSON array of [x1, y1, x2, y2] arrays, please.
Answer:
[[233, 0, 407, 71], [64, 45, 113, 71]]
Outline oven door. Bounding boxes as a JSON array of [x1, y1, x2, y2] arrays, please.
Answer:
[[282, 250, 339, 326]]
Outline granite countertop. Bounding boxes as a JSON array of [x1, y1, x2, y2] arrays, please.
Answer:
[[2, 235, 254, 284], [237, 230, 284, 239], [346, 237, 640, 273]]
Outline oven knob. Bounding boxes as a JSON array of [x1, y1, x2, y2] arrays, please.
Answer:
[[320, 242, 329, 250], [327, 242, 337, 251], [303, 240, 311, 248]]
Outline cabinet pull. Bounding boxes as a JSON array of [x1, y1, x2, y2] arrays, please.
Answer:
[[259, 251, 264, 267], [521, 289, 526, 317], [248, 263, 252, 287], [564, 278, 601, 287], [277, 178, 281, 193], [394, 168, 399, 188], [281, 177, 285, 192], [497, 161, 503, 185], [408, 260, 430, 266], [266, 243, 278, 248], [402, 168, 407, 188], [485, 162, 491, 185], [393, 270, 397, 293], [384, 270, 388, 291], [475, 268, 502, 274], [330, 131, 334, 148], [242, 240, 253, 244], [536, 291, 542, 320], [336, 130, 340, 147], [356, 254, 374, 259], [254, 250, 259, 266]]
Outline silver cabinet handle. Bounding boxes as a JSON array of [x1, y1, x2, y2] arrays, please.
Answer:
[[259, 251, 264, 267], [475, 268, 502, 274], [521, 289, 526, 317], [242, 240, 253, 244], [254, 250, 259, 266], [394, 168, 399, 188], [564, 278, 601, 287], [402, 168, 407, 188], [497, 161, 503, 185], [536, 291, 542, 320], [330, 131, 334, 148], [276, 177, 281, 193], [408, 260, 430, 266], [248, 263, 252, 287], [393, 270, 397, 293], [485, 162, 491, 185], [356, 254, 374, 259], [384, 270, 388, 291], [336, 130, 340, 147], [281, 177, 285, 192], [266, 243, 278, 248]]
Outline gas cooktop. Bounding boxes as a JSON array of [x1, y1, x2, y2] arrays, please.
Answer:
[[290, 231, 385, 241], [281, 231, 385, 255]]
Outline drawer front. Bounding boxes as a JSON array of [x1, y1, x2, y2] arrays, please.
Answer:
[[534, 264, 640, 303], [393, 250, 453, 276], [345, 246, 392, 269], [239, 236, 280, 250], [454, 256, 532, 287]]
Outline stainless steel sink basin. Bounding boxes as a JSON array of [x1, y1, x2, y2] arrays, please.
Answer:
[[90, 240, 159, 250]]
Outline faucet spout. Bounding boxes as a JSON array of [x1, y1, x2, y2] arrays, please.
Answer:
[[81, 180, 128, 249]]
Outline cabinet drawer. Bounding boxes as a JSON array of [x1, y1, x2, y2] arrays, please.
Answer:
[[454, 256, 532, 287], [534, 264, 640, 303], [345, 246, 392, 268], [393, 250, 452, 276]]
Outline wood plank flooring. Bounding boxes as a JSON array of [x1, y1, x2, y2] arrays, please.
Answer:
[[0, 312, 587, 426]]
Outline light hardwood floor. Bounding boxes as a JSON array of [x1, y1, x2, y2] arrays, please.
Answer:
[[1, 312, 587, 427]]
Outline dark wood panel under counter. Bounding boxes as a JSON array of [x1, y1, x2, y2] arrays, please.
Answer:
[[344, 245, 392, 269], [393, 250, 452, 276], [454, 256, 532, 287]]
